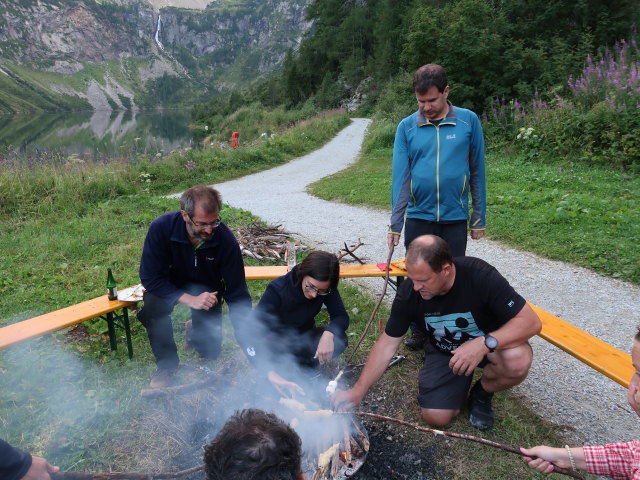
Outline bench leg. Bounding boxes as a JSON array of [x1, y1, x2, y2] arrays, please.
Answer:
[[106, 311, 118, 352], [123, 308, 133, 360]]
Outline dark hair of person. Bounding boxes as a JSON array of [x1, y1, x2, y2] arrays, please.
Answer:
[[635, 326, 640, 342], [294, 250, 340, 290], [413, 64, 448, 95], [203, 409, 303, 480], [405, 235, 453, 273], [180, 185, 222, 217]]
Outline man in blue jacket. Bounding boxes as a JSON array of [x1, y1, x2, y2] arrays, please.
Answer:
[[138, 185, 251, 388], [388, 63, 487, 350], [0, 439, 59, 480]]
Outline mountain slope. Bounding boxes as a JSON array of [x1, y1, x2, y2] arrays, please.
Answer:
[[0, 0, 311, 113]]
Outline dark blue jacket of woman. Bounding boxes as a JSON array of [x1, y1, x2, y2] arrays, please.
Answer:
[[257, 267, 349, 336], [240, 267, 349, 372]]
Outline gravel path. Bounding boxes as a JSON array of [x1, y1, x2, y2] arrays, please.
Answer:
[[213, 118, 640, 446]]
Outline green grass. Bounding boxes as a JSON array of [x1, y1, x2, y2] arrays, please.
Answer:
[[0, 113, 601, 479], [308, 120, 639, 284]]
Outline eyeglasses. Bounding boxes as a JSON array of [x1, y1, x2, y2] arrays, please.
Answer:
[[189, 217, 222, 229], [303, 282, 331, 296]]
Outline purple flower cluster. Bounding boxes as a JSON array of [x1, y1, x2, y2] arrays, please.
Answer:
[[567, 34, 640, 111], [184, 158, 196, 171]]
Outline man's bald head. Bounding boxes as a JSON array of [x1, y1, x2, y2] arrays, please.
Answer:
[[406, 235, 453, 273]]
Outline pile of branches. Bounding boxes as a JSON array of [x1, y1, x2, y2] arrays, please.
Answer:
[[233, 223, 294, 261], [234, 222, 368, 265]]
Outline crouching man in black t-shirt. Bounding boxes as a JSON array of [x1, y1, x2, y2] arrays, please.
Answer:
[[332, 234, 541, 430]]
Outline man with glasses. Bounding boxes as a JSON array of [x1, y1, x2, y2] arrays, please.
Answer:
[[138, 185, 251, 388]]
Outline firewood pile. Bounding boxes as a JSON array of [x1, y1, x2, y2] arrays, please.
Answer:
[[233, 223, 294, 261], [233, 222, 368, 265], [278, 398, 369, 479]]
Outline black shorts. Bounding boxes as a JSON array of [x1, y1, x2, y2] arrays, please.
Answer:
[[417, 343, 489, 410]]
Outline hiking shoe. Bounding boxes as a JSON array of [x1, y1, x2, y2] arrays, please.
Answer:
[[404, 331, 427, 350], [468, 380, 494, 430], [149, 367, 177, 388]]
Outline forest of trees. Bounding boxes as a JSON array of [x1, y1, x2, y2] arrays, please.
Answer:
[[247, 0, 639, 113]]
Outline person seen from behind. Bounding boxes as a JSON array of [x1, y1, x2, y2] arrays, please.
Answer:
[[203, 408, 304, 480]]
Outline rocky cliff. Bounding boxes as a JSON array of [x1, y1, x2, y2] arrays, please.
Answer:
[[0, 0, 312, 113]]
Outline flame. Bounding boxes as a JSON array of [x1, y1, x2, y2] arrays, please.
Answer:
[[340, 451, 348, 463]]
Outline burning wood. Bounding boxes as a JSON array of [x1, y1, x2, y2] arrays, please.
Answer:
[[275, 392, 368, 479], [317, 443, 339, 470]]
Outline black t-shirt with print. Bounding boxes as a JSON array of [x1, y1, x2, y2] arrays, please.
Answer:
[[385, 257, 526, 353]]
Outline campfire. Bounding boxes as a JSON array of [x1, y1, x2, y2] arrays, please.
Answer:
[[277, 397, 369, 479]]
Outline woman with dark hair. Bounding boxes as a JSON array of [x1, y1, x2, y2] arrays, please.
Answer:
[[245, 251, 349, 396]]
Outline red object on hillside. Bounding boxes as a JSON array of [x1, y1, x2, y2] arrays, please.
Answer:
[[231, 131, 240, 148]]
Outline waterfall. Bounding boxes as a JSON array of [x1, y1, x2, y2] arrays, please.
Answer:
[[155, 15, 164, 51]]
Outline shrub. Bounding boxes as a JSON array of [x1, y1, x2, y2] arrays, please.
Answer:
[[486, 33, 640, 171]]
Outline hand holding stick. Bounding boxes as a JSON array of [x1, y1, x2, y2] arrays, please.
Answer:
[[51, 464, 203, 480], [338, 412, 585, 480]]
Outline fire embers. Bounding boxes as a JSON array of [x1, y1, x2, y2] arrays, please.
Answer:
[[278, 398, 369, 479]]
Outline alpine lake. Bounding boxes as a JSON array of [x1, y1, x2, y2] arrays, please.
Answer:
[[0, 108, 197, 167]]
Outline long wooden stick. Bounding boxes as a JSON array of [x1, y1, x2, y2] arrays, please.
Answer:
[[346, 244, 394, 364], [341, 412, 585, 480], [51, 464, 203, 480]]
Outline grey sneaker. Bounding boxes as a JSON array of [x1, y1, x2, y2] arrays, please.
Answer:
[[404, 331, 426, 350], [468, 380, 494, 430], [149, 367, 177, 388]]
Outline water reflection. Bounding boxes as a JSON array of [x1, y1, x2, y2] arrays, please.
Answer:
[[0, 109, 196, 167]]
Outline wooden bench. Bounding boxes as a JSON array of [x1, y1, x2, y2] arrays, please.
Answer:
[[1, 262, 633, 389], [0, 263, 404, 356], [245, 262, 408, 280], [531, 303, 633, 388], [0, 296, 136, 359]]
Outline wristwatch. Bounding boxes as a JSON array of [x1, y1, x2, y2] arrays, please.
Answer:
[[484, 335, 498, 353]]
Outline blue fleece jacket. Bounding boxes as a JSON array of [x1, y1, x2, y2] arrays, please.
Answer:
[[390, 102, 486, 234]]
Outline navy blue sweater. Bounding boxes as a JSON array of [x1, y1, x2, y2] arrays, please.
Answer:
[[139, 211, 252, 320], [0, 439, 31, 480], [238, 267, 349, 372], [257, 267, 349, 336]]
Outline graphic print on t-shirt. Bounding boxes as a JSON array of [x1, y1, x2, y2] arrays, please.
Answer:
[[423, 312, 484, 352]]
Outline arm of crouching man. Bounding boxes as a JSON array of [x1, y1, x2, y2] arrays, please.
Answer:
[[449, 303, 541, 376], [331, 332, 403, 410]]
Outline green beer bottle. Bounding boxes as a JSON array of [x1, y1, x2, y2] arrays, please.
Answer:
[[106, 268, 118, 300]]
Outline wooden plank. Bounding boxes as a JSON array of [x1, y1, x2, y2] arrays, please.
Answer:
[[244, 265, 289, 280], [0, 296, 135, 350], [244, 263, 408, 280], [531, 303, 633, 388], [339, 264, 407, 278]]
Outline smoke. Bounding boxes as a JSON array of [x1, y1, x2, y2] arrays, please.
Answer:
[[0, 335, 133, 461], [0, 305, 353, 475]]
